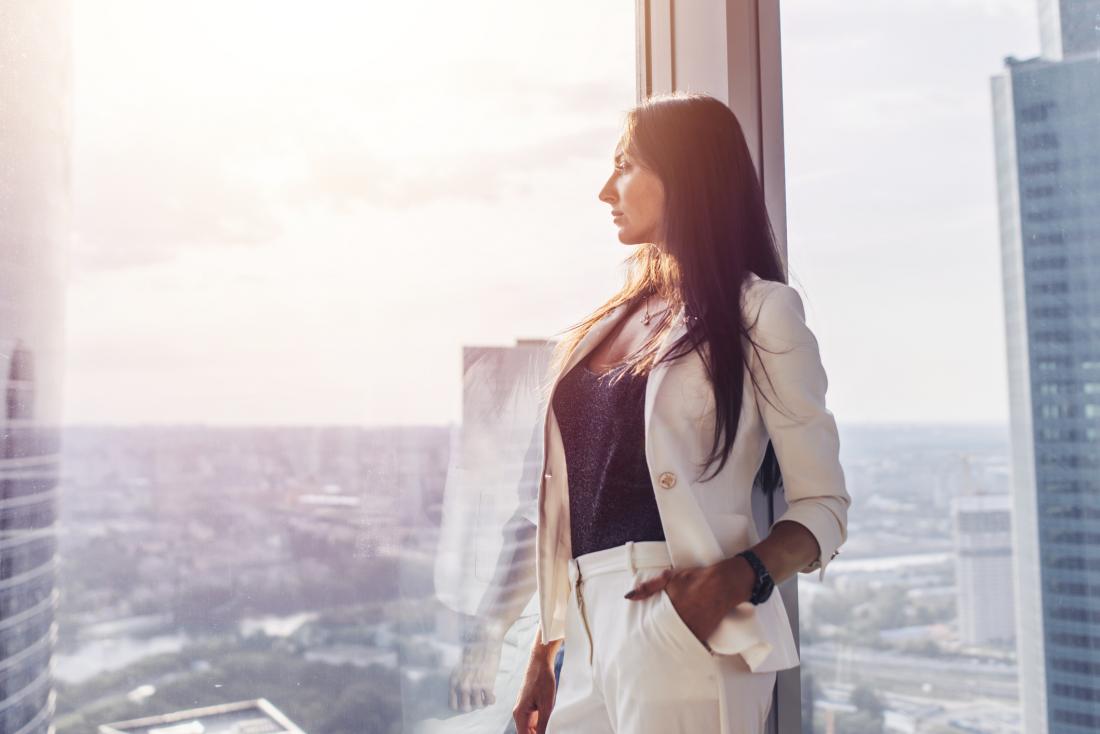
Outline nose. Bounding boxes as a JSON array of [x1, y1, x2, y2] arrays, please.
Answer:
[[598, 174, 616, 206]]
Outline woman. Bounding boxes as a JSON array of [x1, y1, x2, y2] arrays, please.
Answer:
[[511, 92, 850, 734]]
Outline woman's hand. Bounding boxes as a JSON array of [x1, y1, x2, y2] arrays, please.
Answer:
[[624, 557, 755, 645], [512, 647, 558, 734], [449, 619, 508, 711]]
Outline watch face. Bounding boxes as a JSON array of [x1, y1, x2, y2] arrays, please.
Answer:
[[753, 579, 775, 604]]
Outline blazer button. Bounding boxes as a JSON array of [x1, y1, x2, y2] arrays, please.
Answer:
[[544, 470, 553, 480], [658, 471, 677, 490]]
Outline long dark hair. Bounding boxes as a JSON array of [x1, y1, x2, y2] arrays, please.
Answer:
[[544, 91, 790, 494]]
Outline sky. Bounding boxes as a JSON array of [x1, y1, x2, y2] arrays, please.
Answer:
[[63, 0, 1040, 427]]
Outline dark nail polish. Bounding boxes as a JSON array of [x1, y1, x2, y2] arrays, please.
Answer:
[[624, 589, 636, 599]]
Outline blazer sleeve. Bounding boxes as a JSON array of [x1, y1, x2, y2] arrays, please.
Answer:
[[748, 281, 850, 582], [472, 409, 542, 629]]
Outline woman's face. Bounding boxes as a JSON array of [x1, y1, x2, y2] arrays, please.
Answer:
[[598, 142, 665, 247]]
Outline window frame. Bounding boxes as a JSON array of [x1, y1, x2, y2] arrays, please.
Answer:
[[635, 2, 798, 731]]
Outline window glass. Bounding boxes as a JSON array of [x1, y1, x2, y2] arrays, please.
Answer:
[[781, 2, 1099, 731], [54, 2, 635, 733]]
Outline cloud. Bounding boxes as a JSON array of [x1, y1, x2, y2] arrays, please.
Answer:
[[73, 113, 624, 272], [73, 168, 282, 272], [298, 122, 623, 210], [70, 0, 636, 274]]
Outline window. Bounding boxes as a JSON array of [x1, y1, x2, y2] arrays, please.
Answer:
[[7, 2, 1098, 733]]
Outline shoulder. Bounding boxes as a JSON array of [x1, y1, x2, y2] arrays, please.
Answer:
[[741, 274, 804, 321], [741, 276, 812, 346]]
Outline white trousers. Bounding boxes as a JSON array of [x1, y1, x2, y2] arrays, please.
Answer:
[[545, 540, 776, 734]]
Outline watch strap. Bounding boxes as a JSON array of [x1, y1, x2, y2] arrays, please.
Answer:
[[736, 549, 774, 605]]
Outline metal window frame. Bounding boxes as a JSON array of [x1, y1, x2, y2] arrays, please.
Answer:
[[635, 2, 799, 732]]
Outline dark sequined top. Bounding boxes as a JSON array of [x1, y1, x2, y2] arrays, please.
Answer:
[[551, 358, 666, 559]]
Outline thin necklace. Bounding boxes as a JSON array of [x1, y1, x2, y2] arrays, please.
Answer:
[[642, 294, 673, 325]]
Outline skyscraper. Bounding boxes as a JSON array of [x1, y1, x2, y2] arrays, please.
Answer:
[[0, 3, 71, 733], [992, 2, 1100, 732], [953, 493, 1016, 647]]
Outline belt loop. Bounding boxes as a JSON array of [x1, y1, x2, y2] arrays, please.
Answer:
[[626, 541, 637, 576]]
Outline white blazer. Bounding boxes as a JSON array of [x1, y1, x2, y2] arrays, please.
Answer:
[[534, 271, 850, 674]]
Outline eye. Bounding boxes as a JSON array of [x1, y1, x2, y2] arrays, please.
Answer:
[[615, 161, 628, 173]]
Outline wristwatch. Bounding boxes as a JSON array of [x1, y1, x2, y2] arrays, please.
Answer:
[[735, 549, 775, 605]]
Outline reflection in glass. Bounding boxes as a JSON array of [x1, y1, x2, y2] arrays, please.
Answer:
[[0, 2, 71, 734], [409, 340, 551, 732], [54, 2, 635, 732]]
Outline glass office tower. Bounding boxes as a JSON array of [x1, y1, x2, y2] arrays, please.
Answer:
[[992, 1, 1100, 732], [0, 3, 72, 734]]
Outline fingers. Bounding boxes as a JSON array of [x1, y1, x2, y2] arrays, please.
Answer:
[[524, 686, 555, 734], [513, 706, 540, 734], [624, 567, 673, 600], [536, 693, 554, 734], [513, 663, 556, 733], [450, 674, 493, 711], [449, 669, 461, 710]]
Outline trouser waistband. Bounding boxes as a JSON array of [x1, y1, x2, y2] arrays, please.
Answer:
[[567, 540, 673, 587]]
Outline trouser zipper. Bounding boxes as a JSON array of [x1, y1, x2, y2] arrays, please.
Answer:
[[574, 565, 595, 667]]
